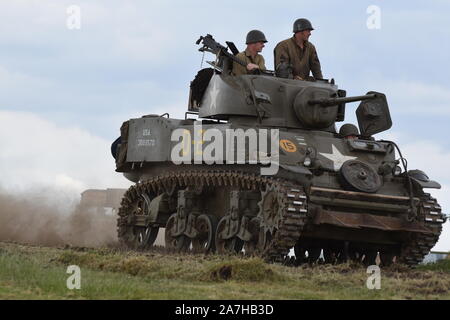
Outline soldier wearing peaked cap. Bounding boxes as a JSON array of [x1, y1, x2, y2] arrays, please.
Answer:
[[274, 18, 323, 80], [232, 30, 267, 76]]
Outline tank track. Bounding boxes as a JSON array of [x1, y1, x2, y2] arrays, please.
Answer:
[[117, 169, 307, 261], [261, 185, 307, 262], [399, 193, 446, 266], [118, 170, 445, 266]]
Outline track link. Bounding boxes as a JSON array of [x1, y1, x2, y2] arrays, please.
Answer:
[[117, 170, 307, 261], [117, 171, 445, 267], [262, 186, 307, 262], [399, 193, 446, 266]]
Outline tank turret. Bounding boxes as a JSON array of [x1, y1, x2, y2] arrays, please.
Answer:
[[191, 35, 393, 138]]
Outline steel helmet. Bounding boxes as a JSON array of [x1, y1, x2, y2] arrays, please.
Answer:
[[339, 124, 359, 137], [293, 18, 314, 33], [246, 30, 268, 44]]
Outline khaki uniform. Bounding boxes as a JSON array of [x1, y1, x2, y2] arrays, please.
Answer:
[[232, 49, 266, 76], [274, 37, 323, 79]]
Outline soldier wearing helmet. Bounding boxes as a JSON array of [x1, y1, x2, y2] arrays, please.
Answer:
[[232, 30, 267, 76], [274, 18, 323, 80], [339, 124, 359, 139]]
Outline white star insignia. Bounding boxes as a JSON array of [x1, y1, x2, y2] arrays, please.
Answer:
[[319, 144, 357, 171], [208, 77, 220, 109]]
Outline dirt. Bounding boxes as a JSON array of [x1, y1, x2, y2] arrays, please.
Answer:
[[0, 188, 118, 247]]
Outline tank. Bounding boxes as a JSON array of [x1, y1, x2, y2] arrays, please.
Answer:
[[111, 34, 446, 266]]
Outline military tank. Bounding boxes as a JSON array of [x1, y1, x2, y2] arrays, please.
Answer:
[[112, 34, 446, 266]]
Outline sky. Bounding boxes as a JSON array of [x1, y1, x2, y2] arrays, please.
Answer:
[[0, 0, 449, 250]]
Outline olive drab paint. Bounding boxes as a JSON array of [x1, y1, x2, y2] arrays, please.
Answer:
[[111, 34, 445, 266]]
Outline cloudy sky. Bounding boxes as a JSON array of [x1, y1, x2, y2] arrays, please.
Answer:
[[0, 0, 449, 250]]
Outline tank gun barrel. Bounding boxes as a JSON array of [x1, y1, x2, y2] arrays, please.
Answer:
[[308, 93, 377, 107]]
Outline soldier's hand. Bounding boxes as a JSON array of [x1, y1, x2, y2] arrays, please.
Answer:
[[294, 75, 304, 80], [247, 63, 260, 71]]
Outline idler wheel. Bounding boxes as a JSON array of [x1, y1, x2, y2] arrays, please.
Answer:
[[340, 160, 382, 193], [192, 214, 218, 253], [165, 213, 191, 251], [123, 189, 159, 249]]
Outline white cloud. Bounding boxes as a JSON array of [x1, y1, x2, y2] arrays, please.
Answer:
[[380, 80, 450, 116], [0, 1, 178, 67], [0, 110, 131, 193], [397, 137, 450, 182], [0, 65, 52, 93]]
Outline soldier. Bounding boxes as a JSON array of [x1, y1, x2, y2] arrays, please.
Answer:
[[339, 124, 359, 139], [232, 30, 267, 76], [274, 18, 323, 80]]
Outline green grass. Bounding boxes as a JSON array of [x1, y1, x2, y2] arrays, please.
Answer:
[[417, 259, 450, 273], [0, 242, 449, 300]]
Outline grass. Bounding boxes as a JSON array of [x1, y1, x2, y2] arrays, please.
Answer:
[[0, 241, 449, 300], [417, 259, 450, 273]]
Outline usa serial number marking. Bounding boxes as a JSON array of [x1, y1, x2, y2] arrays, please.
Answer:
[[137, 139, 156, 147]]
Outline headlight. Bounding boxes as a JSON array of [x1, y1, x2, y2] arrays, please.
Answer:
[[303, 157, 312, 167]]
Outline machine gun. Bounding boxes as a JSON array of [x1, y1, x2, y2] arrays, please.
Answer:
[[196, 34, 274, 76]]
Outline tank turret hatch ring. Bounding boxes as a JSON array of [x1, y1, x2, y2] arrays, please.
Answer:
[[339, 160, 382, 193]]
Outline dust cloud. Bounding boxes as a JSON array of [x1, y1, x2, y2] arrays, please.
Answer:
[[0, 187, 118, 247]]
